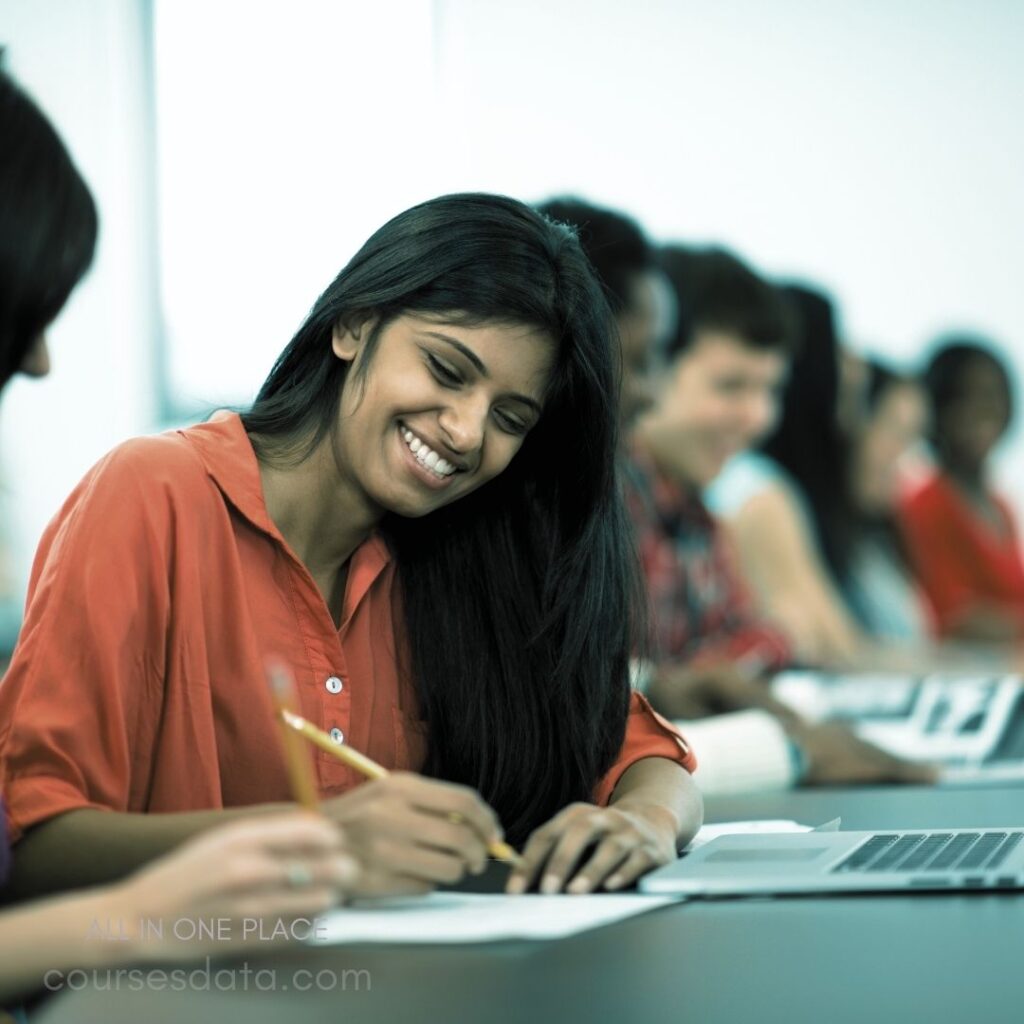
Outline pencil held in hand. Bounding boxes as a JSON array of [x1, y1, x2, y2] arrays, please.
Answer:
[[276, 693, 522, 868], [281, 708, 387, 780]]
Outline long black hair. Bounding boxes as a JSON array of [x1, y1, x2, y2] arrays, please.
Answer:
[[856, 359, 918, 565], [0, 64, 98, 388], [242, 193, 636, 844], [535, 197, 653, 316], [760, 284, 857, 582]]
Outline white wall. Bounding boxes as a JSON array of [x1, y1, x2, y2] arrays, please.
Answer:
[[434, 0, 1024, 496], [434, 0, 1024, 367], [155, 0, 1024, 480], [3, 0, 1024, 608], [153, 0, 440, 407]]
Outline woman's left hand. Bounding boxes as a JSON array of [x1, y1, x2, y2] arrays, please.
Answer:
[[505, 802, 678, 895]]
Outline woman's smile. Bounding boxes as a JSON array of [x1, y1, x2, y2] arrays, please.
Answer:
[[397, 421, 461, 490]]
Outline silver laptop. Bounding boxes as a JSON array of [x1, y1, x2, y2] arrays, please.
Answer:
[[771, 671, 1024, 784], [639, 827, 1024, 896]]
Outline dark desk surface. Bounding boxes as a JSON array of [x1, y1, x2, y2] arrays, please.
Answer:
[[703, 780, 1024, 831], [37, 784, 1024, 1024]]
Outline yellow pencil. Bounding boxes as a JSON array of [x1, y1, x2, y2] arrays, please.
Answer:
[[278, 704, 523, 868], [265, 659, 320, 812]]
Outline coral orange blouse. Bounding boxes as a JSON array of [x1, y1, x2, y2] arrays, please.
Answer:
[[0, 413, 694, 842]]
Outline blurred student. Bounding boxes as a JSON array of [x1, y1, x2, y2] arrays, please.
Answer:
[[0, 63, 360, 1009], [536, 204, 787, 789], [708, 285, 873, 666], [535, 198, 666, 429], [900, 338, 1024, 641], [537, 200, 928, 792], [632, 247, 795, 674], [844, 361, 931, 640], [636, 250, 930, 786]]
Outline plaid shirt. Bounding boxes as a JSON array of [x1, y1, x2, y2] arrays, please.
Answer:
[[623, 444, 792, 672]]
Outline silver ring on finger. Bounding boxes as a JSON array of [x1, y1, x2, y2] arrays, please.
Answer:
[[285, 861, 314, 888]]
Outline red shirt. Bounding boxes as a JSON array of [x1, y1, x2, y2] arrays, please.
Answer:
[[900, 472, 1024, 636], [0, 413, 694, 842]]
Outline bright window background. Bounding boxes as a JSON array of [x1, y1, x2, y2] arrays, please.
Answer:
[[3, 0, 1024, 613], [153, 0, 442, 407], [0, 0, 157, 629], [156, 0, 1024, 410]]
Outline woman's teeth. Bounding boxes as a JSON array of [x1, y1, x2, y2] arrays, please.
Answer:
[[401, 426, 457, 479]]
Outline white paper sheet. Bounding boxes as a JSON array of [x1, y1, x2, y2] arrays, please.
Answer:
[[311, 891, 680, 945], [312, 821, 820, 946], [685, 819, 813, 850]]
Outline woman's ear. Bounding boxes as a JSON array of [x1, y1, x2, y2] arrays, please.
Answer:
[[331, 322, 359, 363], [331, 316, 375, 363]]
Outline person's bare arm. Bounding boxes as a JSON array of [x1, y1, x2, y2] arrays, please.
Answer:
[[726, 485, 864, 667], [0, 887, 119, 1002], [4, 803, 291, 902], [608, 756, 703, 846], [944, 604, 1024, 644], [647, 661, 799, 720], [0, 813, 357, 1004], [7, 773, 504, 904]]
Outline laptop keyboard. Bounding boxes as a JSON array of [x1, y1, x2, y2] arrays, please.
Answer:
[[833, 831, 1023, 873]]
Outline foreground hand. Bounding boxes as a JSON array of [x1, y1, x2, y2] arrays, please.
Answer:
[[788, 721, 940, 786], [323, 773, 503, 897], [108, 813, 360, 960], [505, 803, 677, 896], [648, 663, 796, 722]]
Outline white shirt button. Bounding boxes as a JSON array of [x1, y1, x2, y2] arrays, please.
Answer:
[[329, 728, 344, 744], [325, 676, 343, 694]]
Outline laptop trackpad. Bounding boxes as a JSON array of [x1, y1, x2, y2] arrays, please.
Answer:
[[705, 847, 831, 863]]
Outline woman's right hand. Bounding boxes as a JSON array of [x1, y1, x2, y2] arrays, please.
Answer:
[[323, 773, 504, 896]]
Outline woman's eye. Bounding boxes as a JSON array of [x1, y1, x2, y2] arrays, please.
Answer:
[[495, 410, 528, 436], [427, 354, 462, 386]]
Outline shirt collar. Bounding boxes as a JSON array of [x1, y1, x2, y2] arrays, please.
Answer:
[[182, 411, 276, 535], [180, 411, 393, 584]]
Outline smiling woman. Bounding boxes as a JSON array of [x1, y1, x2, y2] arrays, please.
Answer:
[[327, 315, 551, 510], [0, 192, 700, 906]]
